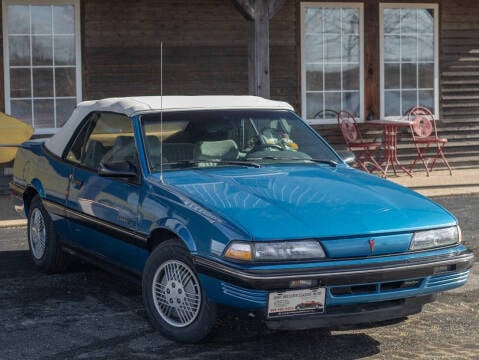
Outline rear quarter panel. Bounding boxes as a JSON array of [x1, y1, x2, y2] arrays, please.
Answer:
[[13, 140, 71, 210]]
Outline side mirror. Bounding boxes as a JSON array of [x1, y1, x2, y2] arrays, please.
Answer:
[[98, 161, 137, 178], [337, 150, 356, 165]]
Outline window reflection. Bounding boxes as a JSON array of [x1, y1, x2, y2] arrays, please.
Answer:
[[384, 35, 400, 61], [418, 10, 434, 33], [341, 8, 359, 34], [385, 91, 400, 116], [306, 93, 323, 119], [7, 5, 29, 34], [10, 68, 31, 98], [418, 63, 434, 88], [305, 35, 322, 62], [33, 68, 54, 97], [11, 100, 32, 125], [342, 35, 359, 61], [342, 92, 360, 115], [6, 4, 78, 130], [55, 68, 76, 97], [324, 93, 341, 114], [342, 65, 359, 90], [401, 36, 417, 61], [401, 63, 417, 89], [53, 6, 74, 34], [324, 34, 341, 63], [419, 90, 434, 110], [9, 36, 30, 66], [324, 64, 341, 90], [400, 9, 417, 34], [31, 6, 52, 35], [32, 36, 53, 65], [323, 8, 341, 34], [383, 9, 400, 34], [34, 100, 55, 128], [56, 99, 77, 127], [382, 7, 436, 116], [303, 5, 362, 122], [402, 90, 417, 114], [384, 63, 400, 89], [418, 35, 434, 61], [54, 35, 75, 65], [306, 66, 323, 91]]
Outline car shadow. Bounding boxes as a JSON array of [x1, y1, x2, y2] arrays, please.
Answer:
[[193, 314, 381, 360], [0, 249, 381, 359], [0, 249, 33, 273]]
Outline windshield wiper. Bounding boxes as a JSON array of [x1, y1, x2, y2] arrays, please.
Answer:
[[214, 160, 262, 168], [164, 159, 261, 168], [308, 158, 338, 167], [248, 156, 337, 167]]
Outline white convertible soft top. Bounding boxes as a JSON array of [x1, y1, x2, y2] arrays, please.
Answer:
[[45, 96, 294, 157]]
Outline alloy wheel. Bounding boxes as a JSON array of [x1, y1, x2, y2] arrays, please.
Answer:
[[152, 260, 201, 327], [29, 208, 46, 259]]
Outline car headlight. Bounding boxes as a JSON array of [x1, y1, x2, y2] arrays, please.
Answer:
[[224, 240, 326, 262], [410, 226, 461, 251]]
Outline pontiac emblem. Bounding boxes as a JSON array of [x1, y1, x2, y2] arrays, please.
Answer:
[[369, 239, 375, 252]]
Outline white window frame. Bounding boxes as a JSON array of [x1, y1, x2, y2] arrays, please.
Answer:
[[379, 3, 439, 118], [300, 2, 364, 125], [2, 0, 82, 135]]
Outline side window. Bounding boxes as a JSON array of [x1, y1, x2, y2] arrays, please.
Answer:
[[65, 112, 136, 170], [65, 113, 96, 164]]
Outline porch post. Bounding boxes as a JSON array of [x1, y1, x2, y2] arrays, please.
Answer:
[[233, 0, 286, 98]]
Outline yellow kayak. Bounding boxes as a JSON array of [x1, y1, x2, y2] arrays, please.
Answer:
[[0, 112, 34, 163]]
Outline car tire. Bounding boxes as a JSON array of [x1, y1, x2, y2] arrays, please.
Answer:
[[27, 195, 67, 273], [142, 239, 217, 343]]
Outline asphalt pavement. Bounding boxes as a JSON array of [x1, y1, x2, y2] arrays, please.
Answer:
[[0, 195, 477, 359]]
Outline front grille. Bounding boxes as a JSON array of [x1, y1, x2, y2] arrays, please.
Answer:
[[330, 279, 422, 297]]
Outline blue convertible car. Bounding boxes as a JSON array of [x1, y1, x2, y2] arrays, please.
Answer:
[[10, 96, 474, 342]]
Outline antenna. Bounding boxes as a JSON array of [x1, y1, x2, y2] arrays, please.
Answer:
[[159, 42, 164, 183]]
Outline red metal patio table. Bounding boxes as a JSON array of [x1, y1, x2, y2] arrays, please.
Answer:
[[368, 118, 413, 177]]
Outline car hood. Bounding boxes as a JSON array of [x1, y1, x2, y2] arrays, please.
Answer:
[[157, 165, 456, 240]]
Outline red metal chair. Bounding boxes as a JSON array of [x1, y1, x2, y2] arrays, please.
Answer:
[[407, 106, 452, 176], [337, 110, 384, 174]]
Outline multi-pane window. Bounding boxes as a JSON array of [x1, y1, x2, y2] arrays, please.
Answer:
[[3, 1, 81, 133], [380, 4, 438, 117], [301, 3, 363, 124]]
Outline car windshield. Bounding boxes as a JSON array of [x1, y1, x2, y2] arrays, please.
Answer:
[[140, 109, 340, 171]]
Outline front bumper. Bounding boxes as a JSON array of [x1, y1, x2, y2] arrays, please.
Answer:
[[194, 247, 474, 326], [265, 295, 435, 330], [193, 247, 474, 290]]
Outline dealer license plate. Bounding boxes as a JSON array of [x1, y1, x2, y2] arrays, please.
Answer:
[[267, 287, 326, 319]]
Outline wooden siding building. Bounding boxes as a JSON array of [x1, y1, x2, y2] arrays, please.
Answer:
[[1, 0, 479, 191]]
